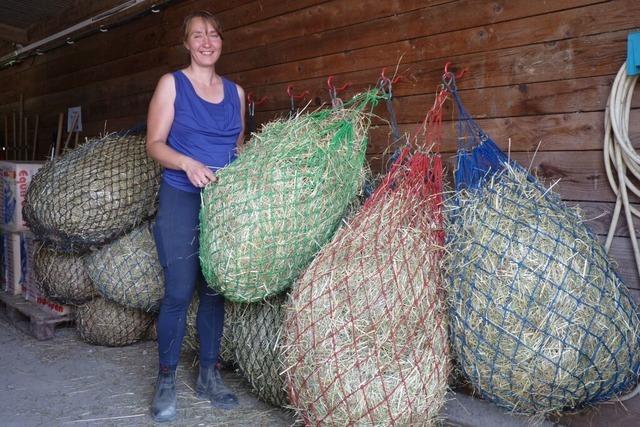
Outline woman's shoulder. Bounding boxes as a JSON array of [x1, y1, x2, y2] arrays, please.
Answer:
[[221, 77, 244, 103]]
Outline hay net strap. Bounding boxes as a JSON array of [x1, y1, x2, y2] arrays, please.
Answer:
[[377, 76, 404, 169], [445, 73, 526, 192], [446, 71, 640, 410]]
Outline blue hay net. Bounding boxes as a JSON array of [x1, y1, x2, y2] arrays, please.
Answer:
[[448, 75, 532, 192], [445, 73, 640, 413]]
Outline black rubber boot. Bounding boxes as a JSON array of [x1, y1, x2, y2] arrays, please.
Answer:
[[195, 365, 239, 409], [150, 368, 177, 422]]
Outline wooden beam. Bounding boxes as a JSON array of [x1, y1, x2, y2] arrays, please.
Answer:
[[0, 23, 28, 44]]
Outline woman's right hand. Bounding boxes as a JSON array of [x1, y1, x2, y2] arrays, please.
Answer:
[[183, 158, 218, 188]]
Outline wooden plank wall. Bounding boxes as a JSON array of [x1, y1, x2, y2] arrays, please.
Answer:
[[0, 0, 638, 297]]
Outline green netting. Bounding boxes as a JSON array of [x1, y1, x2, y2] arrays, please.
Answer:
[[84, 223, 164, 312], [200, 90, 381, 303]]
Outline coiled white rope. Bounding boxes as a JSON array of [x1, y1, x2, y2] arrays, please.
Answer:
[[603, 61, 640, 402]]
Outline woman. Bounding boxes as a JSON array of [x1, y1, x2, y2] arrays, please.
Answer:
[[146, 11, 244, 423]]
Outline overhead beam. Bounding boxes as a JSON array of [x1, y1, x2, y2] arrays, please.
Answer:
[[0, 23, 28, 44]]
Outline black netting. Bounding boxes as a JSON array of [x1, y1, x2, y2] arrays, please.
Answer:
[[84, 223, 163, 312], [23, 133, 161, 252], [75, 297, 153, 347], [33, 242, 98, 305], [230, 293, 289, 407]]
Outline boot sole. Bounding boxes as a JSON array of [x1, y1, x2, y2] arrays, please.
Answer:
[[151, 411, 177, 423], [195, 390, 239, 410]]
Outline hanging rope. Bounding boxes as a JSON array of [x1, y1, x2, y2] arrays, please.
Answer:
[[603, 61, 640, 402]]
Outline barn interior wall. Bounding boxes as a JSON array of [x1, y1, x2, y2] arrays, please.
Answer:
[[0, 0, 637, 294]]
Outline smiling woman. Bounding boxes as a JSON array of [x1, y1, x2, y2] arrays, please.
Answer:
[[144, 10, 246, 424]]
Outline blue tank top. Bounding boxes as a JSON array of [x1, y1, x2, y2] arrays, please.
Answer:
[[163, 70, 242, 192]]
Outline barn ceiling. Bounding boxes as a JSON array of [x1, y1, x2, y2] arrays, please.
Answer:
[[0, 0, 76, 45]]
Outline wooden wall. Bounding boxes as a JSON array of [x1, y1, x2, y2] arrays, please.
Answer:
[[0, 0, 638, 297]]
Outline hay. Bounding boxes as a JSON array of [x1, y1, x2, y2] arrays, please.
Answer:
[[33, 243, 97, 305], [84, 224, 163, 312], [447, 162, 640, 415], [283, 151, 449, 426], [230, 294, 289, 408], [23, 133, 161, 252], [200, 91, 380, 302], [75, 297, 153, 347], [182, 292, 236, 367]]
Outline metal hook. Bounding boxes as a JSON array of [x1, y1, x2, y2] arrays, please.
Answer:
[[326, 75, 351, 93]]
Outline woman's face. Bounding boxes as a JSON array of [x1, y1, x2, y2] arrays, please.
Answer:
[[184, 17, 222, 67]]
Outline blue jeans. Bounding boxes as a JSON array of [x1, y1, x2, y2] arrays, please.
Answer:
[[153, 181, 224, 368]]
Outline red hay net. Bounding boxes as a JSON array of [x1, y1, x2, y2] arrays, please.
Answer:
[[283, 90, 449, 426]]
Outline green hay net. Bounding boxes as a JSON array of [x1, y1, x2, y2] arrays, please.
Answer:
[[200, 90, 380, 303], [84, 223, 163, 312], [23, 133, 161, 252]]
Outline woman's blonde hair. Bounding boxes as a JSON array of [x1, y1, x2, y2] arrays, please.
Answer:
[[182, 11, 223, 41]]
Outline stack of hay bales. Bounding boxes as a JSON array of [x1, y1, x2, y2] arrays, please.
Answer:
[[25, 132, 163, 347], [445, 77, 640, 415], [283, 146, 449, 425], [200, 90, 380, 303]]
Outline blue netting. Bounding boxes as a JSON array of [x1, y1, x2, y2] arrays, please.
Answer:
[[445, 76, 640, 415]]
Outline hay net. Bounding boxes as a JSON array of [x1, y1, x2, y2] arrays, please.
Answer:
[[33, 242, 98, 305], [200, 89, 381, 303], [283, 96, 449, 425], [75, 297, 153, 347], [23, 132, 161, 252], [445, 74, 640, 414], [230, 293, 289, 408], [84, 223, 164, 312]]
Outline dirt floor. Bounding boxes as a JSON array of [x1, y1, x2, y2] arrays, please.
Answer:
[[1, 313, 639, 427], [0, 316, 295, 427]]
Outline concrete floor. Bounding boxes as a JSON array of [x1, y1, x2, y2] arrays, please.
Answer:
[[1, 314, 639, 427]]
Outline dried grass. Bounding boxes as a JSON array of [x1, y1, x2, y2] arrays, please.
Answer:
[[200, 93, 378, 303], [446, 164, 640, 415], [33, 243, 97, 305], [24, 133, 161, 251], [75, 297, 153, 347], [283, 154, 449, 425], [84, 224, 163, 312]]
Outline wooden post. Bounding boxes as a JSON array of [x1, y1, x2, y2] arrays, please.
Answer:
[[24, 117, 30, 160], [54, 113, 64, 159], [3, 115, 7, 160], [31, 114, 39, 161], [63, 113, 79, 153], [74, 131, 80, 149], [18, 94, 23, 159], [12, 112, 16, 161]]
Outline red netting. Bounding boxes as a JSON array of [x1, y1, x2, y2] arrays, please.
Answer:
[[282, 94, 449, 425]]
